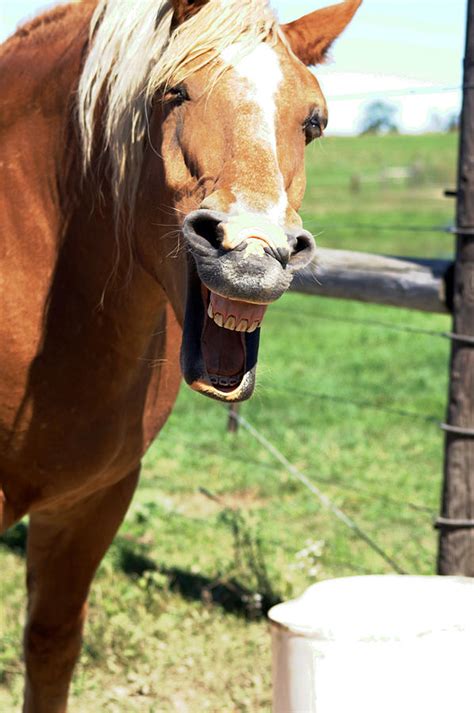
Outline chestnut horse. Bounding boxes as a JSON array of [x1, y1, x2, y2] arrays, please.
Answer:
[[0, 0, 361, 709]]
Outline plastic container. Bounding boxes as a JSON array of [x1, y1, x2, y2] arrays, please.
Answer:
[[268, 575, 474, 713]]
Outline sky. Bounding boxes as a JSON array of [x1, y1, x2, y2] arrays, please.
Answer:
[[0, 0, 468, 134]]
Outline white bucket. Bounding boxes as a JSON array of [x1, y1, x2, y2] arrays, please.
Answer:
[[268, 575, 474, 713]]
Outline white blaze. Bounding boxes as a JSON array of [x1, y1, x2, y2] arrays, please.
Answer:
[[221, 42, 288, 224]]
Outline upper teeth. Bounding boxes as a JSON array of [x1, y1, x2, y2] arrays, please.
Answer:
[[207, 303, 260, 333]]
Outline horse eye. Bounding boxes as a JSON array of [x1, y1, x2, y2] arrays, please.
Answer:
[[303, 111, 325, 143], [164, 85, 189, 105]]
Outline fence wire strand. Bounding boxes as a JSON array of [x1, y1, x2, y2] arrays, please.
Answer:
[[232, 412, 407, 575], [325, 85, 463, 102], [301, 222, 454, 234], [209, 446, 435, 515], [259, 383, 440, 425], [270, 305, 447, 338]]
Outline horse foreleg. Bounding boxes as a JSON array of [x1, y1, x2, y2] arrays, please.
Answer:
[[23, 468, 139, 713]]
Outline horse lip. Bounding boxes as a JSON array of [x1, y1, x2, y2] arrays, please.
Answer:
[[188, 244, 292, 305], [189, 368, 257, 402], [205, 285, 274, 307]]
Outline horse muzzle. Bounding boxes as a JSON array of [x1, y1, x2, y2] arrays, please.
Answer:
[[179, 209, 315, 402]]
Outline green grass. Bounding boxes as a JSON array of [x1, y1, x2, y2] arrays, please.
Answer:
[[303, 132, 457, 257], [0, 132, 457, 711]]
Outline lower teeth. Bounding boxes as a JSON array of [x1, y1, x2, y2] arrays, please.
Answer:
[[209, 374, 242, 388]]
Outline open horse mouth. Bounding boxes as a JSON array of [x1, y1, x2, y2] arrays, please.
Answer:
[[203, 287, 268, 386], [180, 210, 315, 402], [180, 269, 266, 402]]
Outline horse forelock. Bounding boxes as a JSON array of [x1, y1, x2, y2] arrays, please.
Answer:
[[77, 0, 279, 225]]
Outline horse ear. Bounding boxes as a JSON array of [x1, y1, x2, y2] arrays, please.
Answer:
[[281, 0, 362, 66], [171, 0, 210, 26]]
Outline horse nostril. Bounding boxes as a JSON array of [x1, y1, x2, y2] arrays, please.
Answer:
[[182, 209, 228, 255], [286, 229, 316, 272], [192, 217, 220, 248], [293, 232, 314, 255]]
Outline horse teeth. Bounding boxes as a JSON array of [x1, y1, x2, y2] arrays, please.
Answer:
[[211, 310, 261, 332], [209, 373, 242, 389]]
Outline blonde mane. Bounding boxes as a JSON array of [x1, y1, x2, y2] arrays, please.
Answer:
[[77, 0, 278, 224]]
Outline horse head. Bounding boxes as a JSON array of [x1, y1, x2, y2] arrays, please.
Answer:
[[79, 0, 362, 403]]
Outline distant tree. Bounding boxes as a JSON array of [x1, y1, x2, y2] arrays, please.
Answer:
[[359, 100, 399, 136], [428, 111, 460, 133], [428, 111, 445, 133], [445, 112, 460, 132]]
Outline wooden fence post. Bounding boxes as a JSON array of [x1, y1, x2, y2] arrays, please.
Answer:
[[437, 0, 474, 575], [227, 403, 240, 434]]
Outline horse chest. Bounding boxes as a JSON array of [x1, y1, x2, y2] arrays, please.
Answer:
[[0, 311, 182, 514]]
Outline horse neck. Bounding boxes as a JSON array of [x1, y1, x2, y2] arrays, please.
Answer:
[[61, 173, 173, 361], [1, 4, 174, 364]]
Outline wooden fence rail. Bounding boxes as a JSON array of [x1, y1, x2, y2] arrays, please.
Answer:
[[291, 249, 453, 314]]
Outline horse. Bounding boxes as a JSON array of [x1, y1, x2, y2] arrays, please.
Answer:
[[0, 0, 361, 709]]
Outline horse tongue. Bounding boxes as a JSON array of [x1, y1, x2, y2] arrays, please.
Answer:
[[201, 319, 245, 377], [209, 293, 267, 330]]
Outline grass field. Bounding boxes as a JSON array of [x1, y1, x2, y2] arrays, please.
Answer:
[[0, 132, 458, 711]]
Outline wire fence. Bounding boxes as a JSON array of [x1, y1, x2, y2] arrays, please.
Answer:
[[202, 110, 456, 576], [301, 222, 456, 234], [232, 412, 407, 574], [325, 85, 463, 102], [260, 383, 440, 424], [216, 189, 454, 575], [270, 305, 447, 337], [218, 386, 442, 576], [227, 267, 451, 570], [166, 381, 440, 578], [203, 124, 455, 574], [204, 448, 435, 516]]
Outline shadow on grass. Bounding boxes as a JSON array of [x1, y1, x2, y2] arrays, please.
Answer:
[[0, 523, 281, 618], [117, 540, 281, 619], [166, 567, 281, 618]]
